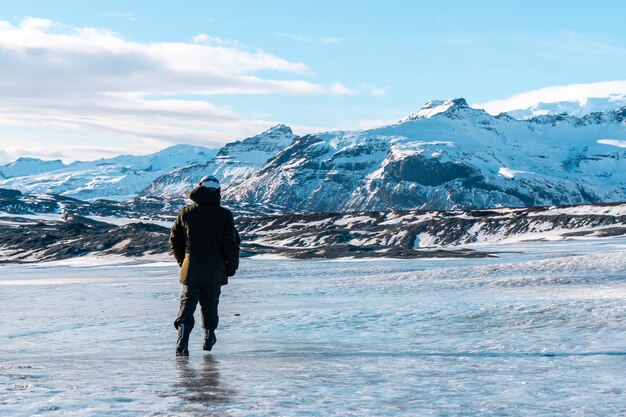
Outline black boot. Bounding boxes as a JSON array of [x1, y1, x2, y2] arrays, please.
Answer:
[[203, 329, 217, 351], [176, 323, 191, 356]]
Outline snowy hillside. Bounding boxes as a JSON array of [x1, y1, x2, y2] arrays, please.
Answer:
[[0, 145, 218, 201], [0, 187, 290, 226], [140, 124, 297, 199], [479, 81, 626, 119], [2, 190, 625, 261], [503, 93, 626, 119], [227, 99, 626, 211], [235, 203, 626, 258], [0, 125, 295, 203], [0, 157, 66, 179]]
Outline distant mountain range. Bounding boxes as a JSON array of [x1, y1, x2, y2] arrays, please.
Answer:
[[498, 93, 626, 120], [139, 124, 296, 199], [0, 144, 218, 201], [2, 96, 626, 212]]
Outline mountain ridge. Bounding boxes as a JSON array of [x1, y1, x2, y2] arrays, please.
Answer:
[[225, 101, 626, 211], [0, 144, 219, 201], [139, 124, 297, 199], [1, 97, 626, 212]]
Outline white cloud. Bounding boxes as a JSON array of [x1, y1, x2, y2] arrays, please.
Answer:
[[275, 32, 343, 45], [0, 149, 14, 164], [355, 118, 398, 130], [104, 12, 138, 22], [329, 82, 355, 96], [358, 83, 388, 97], [0, 17, 354, 161], [369, 88, 387, 97], [319, 37, 342, 45], [358, 83, 389, 97], [0, 143, 152, 163], [192, 33, 245, 49], [476, 80, 626, 114]]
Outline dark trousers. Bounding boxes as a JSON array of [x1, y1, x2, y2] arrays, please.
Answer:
[[175, 285, 221, 331]]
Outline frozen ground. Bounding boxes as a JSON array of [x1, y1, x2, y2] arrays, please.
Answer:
[[1, 238, 625, 416]]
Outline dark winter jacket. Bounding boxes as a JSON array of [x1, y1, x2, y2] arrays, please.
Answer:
[[169, 186, 240, 287]]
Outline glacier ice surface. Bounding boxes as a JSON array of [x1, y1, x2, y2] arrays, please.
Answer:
[[0, 238, 625, 416]]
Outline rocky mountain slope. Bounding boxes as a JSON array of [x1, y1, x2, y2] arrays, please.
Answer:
[[0, 187, 290, 223], [139, 124, 297, 199], [2, 188, 625, 262], [226, 99, 626, 211], [237, 203, 626, 258], [0, 214, 169, 262]]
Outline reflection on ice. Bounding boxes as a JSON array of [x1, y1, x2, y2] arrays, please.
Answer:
[[174, 355, 233, 406]]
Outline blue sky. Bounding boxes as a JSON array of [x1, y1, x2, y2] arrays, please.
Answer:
[[1, 1, 626, 162]]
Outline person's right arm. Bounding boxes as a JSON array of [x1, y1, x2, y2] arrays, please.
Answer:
[[169, 212, 186, 267]]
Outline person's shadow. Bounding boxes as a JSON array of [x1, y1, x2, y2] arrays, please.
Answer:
[[175, 354, 233, 406]]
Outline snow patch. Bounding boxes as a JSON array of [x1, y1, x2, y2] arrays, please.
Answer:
[[597, 139, 626, 148], [498, 167, 533, 179]]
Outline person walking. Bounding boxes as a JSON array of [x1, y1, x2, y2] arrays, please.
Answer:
[[170, 175, 240, 356]]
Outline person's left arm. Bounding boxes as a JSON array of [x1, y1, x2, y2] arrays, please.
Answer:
[[222, 211, 240, 276]]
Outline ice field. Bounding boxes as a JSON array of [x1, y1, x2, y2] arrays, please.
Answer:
[[1, 237, 625, 416]]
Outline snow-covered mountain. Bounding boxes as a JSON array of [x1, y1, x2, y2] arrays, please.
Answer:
[[478, 81, 626, 119], [3, 98, 626, 212], [226, 98, 626, 211], [0, 145, 218, 201], [503, 93, 626, 119], [140, 124, 297, 199], [0, 157, 66, 179], [0, 124, 295, 202]]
